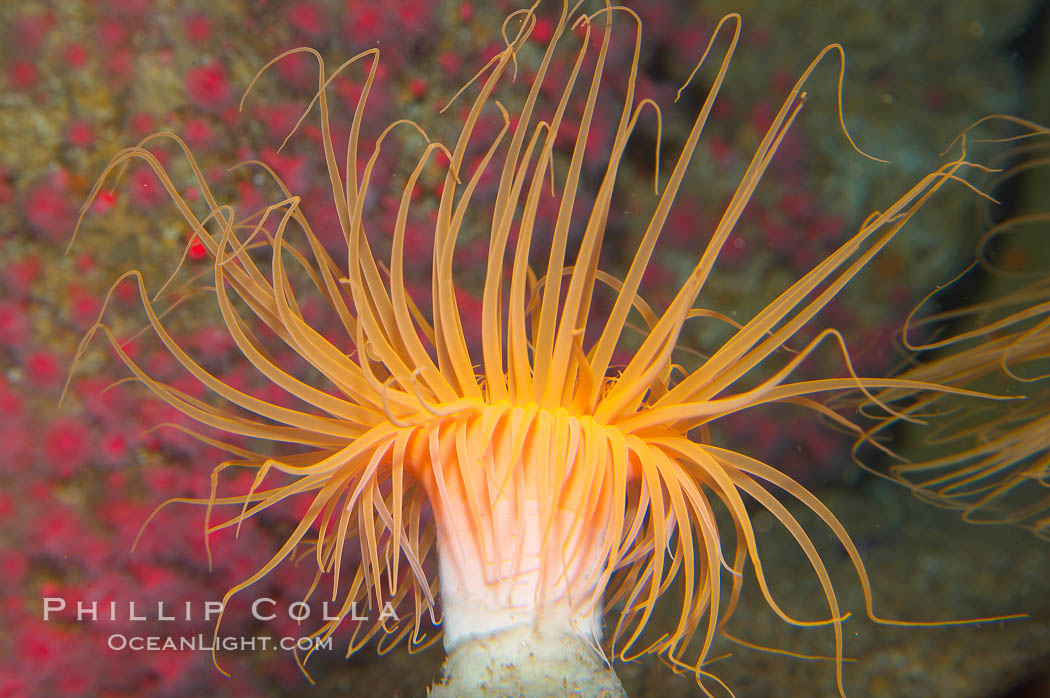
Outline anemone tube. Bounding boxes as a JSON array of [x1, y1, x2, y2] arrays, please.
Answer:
[[69, 3, 1017, 696]]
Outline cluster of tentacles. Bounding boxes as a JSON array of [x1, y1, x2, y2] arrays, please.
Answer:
[[855, 117, 1050, 541]]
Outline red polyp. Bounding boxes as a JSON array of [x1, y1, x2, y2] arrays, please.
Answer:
[[0, 301, 29, 347], [186, 62, 232, 109], [98, 431, 131, 466], [65, 119, 95, 148], [10, 11, 56, 55], [187, 235, 207, 261], [183, 13, 211, 44], [62, 43, 89, 69], [92, 189, 117, 214], [287, 2, 327, 38], [42, 417, 93, 475], [25, 180, 77, 243], [127, 111, 155, 137], [10, 53, 41, 89], [24, 349, 62, 389], [98, 19, 128, 50]]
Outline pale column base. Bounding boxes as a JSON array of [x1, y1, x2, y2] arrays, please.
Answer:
[[428, 622, 627, 698]]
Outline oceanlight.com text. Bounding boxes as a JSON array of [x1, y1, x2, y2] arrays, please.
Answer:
[[107, 634, 334, 652]]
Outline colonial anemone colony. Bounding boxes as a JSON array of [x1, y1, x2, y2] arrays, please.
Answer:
[[68, 2, 1014, 696]]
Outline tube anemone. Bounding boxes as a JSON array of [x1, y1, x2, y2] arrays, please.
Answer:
[[68, 3, 1018, 696], [855, 116, 1050, 539]]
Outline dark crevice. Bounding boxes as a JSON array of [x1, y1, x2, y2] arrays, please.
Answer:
[[990, 656, 1050, 698]]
